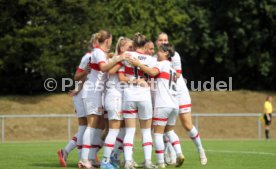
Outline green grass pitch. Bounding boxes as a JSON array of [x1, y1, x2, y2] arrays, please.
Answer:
[[0, 140, 275, 169]]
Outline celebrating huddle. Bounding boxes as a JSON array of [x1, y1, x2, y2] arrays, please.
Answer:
[[57, 30, 207, 169]]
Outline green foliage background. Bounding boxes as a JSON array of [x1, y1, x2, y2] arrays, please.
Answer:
[[0, 0, 275, 93]]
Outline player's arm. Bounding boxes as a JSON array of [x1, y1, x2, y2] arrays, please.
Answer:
[[74, 66, 90, 81], [101, 53, 130, 72], [176, 72, 181, 78], [128, 58, 159, 77], [108, 62, 123, 74]]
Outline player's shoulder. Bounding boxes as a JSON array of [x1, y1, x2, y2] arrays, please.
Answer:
[[172, 51, 180, 59], [81, 51, 92, 61]]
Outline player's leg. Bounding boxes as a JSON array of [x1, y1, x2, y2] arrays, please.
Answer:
[[152, 107, 168, 168], [163, 134, 176, 165], [123, 101, 137, 169], [179, 112, 207, 165], [101, 95, 123, 169], [178, 87, 207, 165], [264, 114, 272, 140], [58, 96, 87, 167], [111, 122, 125, 164], [138, 100, 155, 169], [57, 133, 77, 167], [79, 97, 103, 169], [77, 117, 87, 160], [89, 114, 105, 168], [165, 108, 184, 167]]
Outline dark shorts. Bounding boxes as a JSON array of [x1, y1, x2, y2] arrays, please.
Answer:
[[264, 114, 272, 125]]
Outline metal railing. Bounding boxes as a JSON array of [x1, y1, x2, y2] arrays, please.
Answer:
[[0, 113, 274, 143]]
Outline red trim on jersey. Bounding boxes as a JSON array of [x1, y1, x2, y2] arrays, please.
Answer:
[[156, 72, 170, 80], [179, 104, 192, 109], [155, 150, 164, 154], [176, 70, 182, 73], [142, 142, 152, 147], [90, 63, 100, 71], [76, 68, 84, 73], [82, 144, 91, 149], [172, 141, 180, 146], [118, 71, 125, 74], [122, 110, 138, 114], [116, 137, 123, 143], [77, 145, 83, 149], [124, 66, 143, 76], [72, 136, 77, 142], [117, 62, 123, 66], [104, 143, 114, 148], [190, 133, 199, 140], [152, 117, 168, 122], [123, 143, 133, 147]]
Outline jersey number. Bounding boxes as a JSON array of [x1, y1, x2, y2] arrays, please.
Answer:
[[169, 70, 177, 91]]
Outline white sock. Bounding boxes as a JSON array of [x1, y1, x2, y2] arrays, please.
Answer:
[[188, 126, 203, 151], [65, 133, 77, 154], [154, 133, 165, 164], [77, 125, 86, 160], [123, 128, 136, 162], [81, 127, 95, 160], [102, 128, 120, 163], [166, 130, 182, 155], [141, 128, 152, 161], [112, 128, 125, 160], [164, 135, 176, 159], [89, 129, 103, 160]]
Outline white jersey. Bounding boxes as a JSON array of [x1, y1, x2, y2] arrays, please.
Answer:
[[120, 51, 156, 101], [154, 60, 178, 109], [106, 58, 123, 96], [76, 52, 92, 73], [82, 47, 108, 98], [171, 51, 186, 93], [75, 51, 92, 96]]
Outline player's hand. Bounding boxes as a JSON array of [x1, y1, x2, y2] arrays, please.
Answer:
[[128, 57, 140, 67], [107, 52, 114, 58], [114, 52, 131, 62], [68, 89, 79, 97]]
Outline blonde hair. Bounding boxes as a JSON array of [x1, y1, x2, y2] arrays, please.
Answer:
[[133, 32, 147, 49], [95, 30, 112, 44], [114, 37, 132, 55]]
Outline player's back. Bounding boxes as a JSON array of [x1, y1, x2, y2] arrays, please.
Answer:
[[121, 51, 154, 101], [154, 60, 178, 109]]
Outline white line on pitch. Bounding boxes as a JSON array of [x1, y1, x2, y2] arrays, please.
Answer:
[[206, 149, 276, 156]]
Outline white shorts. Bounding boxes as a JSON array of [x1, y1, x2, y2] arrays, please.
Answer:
[[73, 95, 86, 118], [153, 107, 179, 126], [83, 93, 103, 116], [123, 101, 152, 120], [177, 84, 192, 114], [105, 94, 123, 120]]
